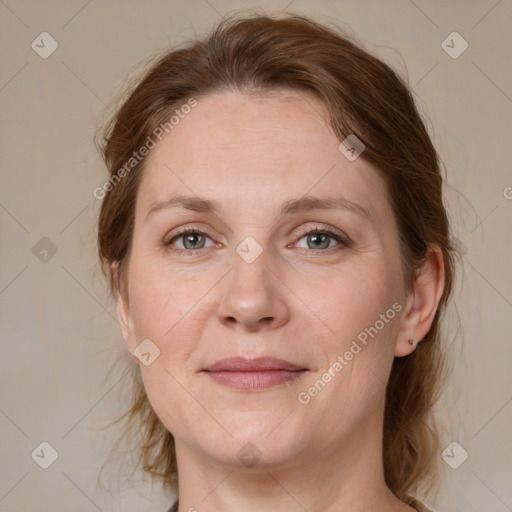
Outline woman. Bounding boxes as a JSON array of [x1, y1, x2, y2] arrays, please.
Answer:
[[96, 12, 455, 512]]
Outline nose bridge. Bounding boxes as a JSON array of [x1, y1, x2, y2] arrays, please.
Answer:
[[230, 235, 273, 303], [217, 234, 289, 331]]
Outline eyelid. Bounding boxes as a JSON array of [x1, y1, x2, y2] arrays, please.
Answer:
[[164, 225, 218, 249], [291, 223, 351, 246], [165, 223, 351, 252], [165, 224, 215, 242]]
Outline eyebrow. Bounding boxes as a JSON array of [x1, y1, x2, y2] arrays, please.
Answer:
[[144, 194, 371, 223]]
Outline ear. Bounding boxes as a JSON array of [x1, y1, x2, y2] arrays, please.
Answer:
[[394, 244, 445, 357], [111, 262, 139, 364]]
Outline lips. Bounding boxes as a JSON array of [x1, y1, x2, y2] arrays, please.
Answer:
[[202, 357, 308, 391], [204, 356, 307, 372]]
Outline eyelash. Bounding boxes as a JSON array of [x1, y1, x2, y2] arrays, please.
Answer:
[[164, 225, 351, 256]]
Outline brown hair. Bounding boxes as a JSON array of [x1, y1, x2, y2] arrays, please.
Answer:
[[96, 11, 456, 502]]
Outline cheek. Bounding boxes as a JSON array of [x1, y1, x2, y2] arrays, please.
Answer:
[[126, 253, 218, 388], [127, 253, 202, 337], [299, 269, 400, 434], [126, 260, 211, 434], [297, 265, 401, 429], [304, 261, 399, 351]]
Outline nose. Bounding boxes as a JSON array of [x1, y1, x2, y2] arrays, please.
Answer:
[[216, 248, 290, 332]]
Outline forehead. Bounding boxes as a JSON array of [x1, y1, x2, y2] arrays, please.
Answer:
[[136, 89, 390, 222], [147, 89, 337, 168]]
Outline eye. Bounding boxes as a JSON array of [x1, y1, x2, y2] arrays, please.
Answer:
[[166, 228, 216, 252], [164, 225, 351, 255], [293, 225, 351, 252]]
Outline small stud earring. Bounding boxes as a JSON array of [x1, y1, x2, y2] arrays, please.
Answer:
[[409, 338, 422, 350]]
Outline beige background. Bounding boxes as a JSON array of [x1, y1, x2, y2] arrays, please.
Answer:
[[1, 0, 511, 510]]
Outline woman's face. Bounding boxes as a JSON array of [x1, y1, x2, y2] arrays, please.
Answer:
[[117, 89, 414, 469]]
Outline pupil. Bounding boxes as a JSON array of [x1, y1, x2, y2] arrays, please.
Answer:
[[186, 234, 201, 247], [309, 233, 327, 249]]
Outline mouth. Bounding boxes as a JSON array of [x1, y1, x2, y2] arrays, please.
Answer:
[[202, 357, 309, 391]]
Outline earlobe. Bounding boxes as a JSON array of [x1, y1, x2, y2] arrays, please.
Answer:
[[111, 262, 138, 363], [394, 245, 445, 357], [115, 291, 140, 364], [115, 290, 131, 339]]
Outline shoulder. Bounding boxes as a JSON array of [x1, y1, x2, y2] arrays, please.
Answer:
[[167, 498, 435, 512], [405, 496, 436, 512], [166, 501, 178, 512]]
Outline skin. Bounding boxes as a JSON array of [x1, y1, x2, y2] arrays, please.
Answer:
[[115, 89, 445, 512]]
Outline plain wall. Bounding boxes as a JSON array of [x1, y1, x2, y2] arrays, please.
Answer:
[[1, 0, 511, 510]]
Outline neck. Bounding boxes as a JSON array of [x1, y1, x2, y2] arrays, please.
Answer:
[[173, 404, 415, 512]]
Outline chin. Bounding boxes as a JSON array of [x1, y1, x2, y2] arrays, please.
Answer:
[[223, 415, 309, 465], [204, 434, 305, 471]]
